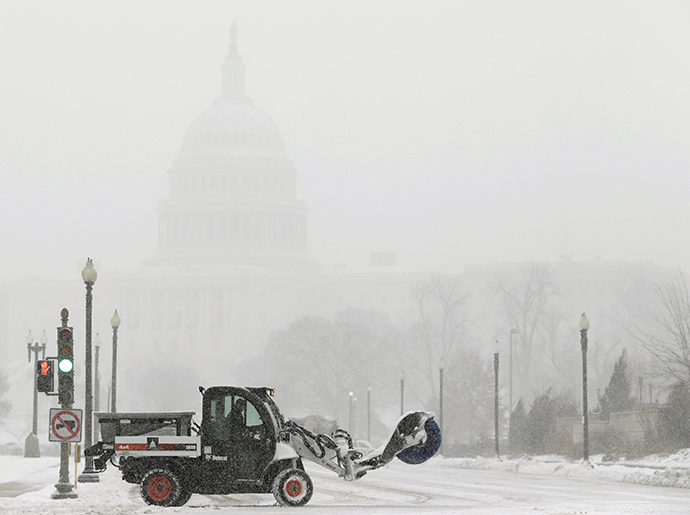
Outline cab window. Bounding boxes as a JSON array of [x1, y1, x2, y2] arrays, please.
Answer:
[[207, 393, 265, 441]]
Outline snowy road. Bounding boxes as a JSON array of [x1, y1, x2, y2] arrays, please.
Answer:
[[1, 455, 689, 514], [310, 460, 689, 514]]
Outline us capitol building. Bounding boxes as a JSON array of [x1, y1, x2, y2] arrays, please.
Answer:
[[0, 26, 674, 426], [154, 24, 310, 271], [0, 25, 425, 394]]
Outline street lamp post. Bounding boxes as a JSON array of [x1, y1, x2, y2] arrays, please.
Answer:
[[638, 374, 644, 405], [79, 258, 99, 483], [367, 387, 371, 443], [509, 328, 517, 414], [348, 392, 355, 437], [494, 352, 500, 458], [400, 371, 405, 416], [439, 358, 445, 452], [25, 330, 47, 457], [579, 313, 590, 463], [94, 333, 100, 413], [110, 310, 120, 412], [107, 382, 112, 414], [94, 333, 101, 441]]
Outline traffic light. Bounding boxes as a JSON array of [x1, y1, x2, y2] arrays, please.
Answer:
[[36, 360, 54, 393], [57, 326, 74, 406]]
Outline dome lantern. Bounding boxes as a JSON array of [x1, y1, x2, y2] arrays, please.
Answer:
[[220, 21, 247, 102]]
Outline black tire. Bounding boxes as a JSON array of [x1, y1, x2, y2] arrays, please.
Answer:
[[140, 468, 182, 507], [272, 468, 313, 507], [171, 488, 192, 507], [396, 419, 442, 465]]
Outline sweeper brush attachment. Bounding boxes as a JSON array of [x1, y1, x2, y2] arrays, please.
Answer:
[[285, 411, 441, 481], [385, 413, 442, 465]]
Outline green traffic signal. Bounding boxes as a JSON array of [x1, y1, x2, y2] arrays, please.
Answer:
[[57, 325, 74, 407], [58, 358, 74, 373]]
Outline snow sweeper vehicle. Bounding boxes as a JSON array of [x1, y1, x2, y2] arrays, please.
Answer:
[[85, 385, 441, 507]]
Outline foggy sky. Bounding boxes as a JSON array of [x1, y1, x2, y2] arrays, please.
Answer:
[[1, 1, 689, 281]]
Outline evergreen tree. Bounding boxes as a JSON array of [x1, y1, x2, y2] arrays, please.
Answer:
[[660, 380, 690, 447], [524, 389, 578, 454], [600, 349, 636, 420], [0, 369, 11, 422], [445, 349, 495, 445], [509, 398, 528, 453]]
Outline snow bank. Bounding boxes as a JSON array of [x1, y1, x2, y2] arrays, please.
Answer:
[[0, 458, 142, 515], [442, 450, 690, 489]]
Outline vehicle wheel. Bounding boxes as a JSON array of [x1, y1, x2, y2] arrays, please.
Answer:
[[272, 468, 313, 507], [171, 488, 192, 506], [140, 468, 182, 506], [396, 419, 442, 465]]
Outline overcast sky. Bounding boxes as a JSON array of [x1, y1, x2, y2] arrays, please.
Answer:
[[1, 1, 688, 280]]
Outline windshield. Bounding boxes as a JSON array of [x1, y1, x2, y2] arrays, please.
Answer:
[[262, 396, 284, 430]]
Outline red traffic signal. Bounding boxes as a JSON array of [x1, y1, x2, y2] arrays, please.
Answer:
[[37, 360, 54, 393]]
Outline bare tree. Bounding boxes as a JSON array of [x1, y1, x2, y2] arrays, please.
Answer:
[[632, 271, 690, 383], [405, 275, 470, 404], [539, 308, 576, 385], [0, 369, 10, 422], [0, 369, 12, 440], [444, 349, 494, 445], [249, 310, 400, 426], [495, 263, 563, 397]]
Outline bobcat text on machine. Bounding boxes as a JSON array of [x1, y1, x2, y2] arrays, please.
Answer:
[[85, 386, 441, 507]]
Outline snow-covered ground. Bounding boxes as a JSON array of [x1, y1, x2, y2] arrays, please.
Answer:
[[1, 451, 689, 514], [450, 450, 690, 489]]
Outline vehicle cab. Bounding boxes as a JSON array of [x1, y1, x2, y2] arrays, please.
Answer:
[[196, 386, 287, 492]]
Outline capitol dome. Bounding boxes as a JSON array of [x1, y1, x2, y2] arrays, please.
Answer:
[[154, 24, 310, 269], [180, 23, 286, 158], [180, 100, 286, 157]]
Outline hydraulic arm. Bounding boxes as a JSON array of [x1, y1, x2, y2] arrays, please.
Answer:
[[283, 411, 440, 481]]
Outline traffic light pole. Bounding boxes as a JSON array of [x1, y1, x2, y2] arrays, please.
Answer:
[[29, 348, 45, 435], [25, 334, 46, 458], [52, 308, 77, 500], [32, 365, 37, 436]]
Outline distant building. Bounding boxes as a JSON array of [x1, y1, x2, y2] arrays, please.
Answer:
[[0, 26, 678, 435], [0, 26, 425, 422]]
